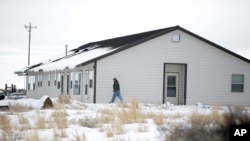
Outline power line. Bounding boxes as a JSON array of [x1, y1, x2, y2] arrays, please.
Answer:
[[24, 23, 37, 67]]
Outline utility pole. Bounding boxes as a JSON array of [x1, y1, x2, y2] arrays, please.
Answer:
[[25, 23, 37, 67]]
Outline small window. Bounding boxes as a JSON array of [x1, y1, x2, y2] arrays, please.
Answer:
[[231, 75, 244, 92]]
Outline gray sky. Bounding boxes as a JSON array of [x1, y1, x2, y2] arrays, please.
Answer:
[[1, 0, 250, 89]]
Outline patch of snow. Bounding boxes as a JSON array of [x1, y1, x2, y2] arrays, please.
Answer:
[[0, 98, 247, 141]]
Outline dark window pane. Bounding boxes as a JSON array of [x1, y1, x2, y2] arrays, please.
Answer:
[[167, 87, 176, 97], [167, 76, 176, 85], [232, 84, 243, 92]]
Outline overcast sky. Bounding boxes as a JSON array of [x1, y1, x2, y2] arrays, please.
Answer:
[[1, 0, 250, 89]]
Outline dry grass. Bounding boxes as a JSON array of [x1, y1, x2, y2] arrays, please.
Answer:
[[137, 123, 149, 132], [78, 116, 99, 128], [58, 95, 72, 104], [72, 129, 86, 141], [26, 131, 40, 141], [99, 108, 115, 124], [52, 109, 68, 129], [152, 112, 165, 125], [117, 99, 146, 124], [106, 128, 114, 137], [8, 103, 32, 112], [100, 99, 147, 137], [166, 106, 250, 141], [18, 115, 29, 124], [53, 129, 67, 140], [0, 114, 12, 132], [35, 111, 47, 129], [190, 109, 225, 125], [17, 115, 32, 131]]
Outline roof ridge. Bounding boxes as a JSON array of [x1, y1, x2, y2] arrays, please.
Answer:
[[74, 25, 178, 51]]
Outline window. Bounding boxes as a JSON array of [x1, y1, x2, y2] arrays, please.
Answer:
[[73, 72, 81, 95], [231, 75, 244, 92], [28, 76, 35, 90], [57, 73, 61, 89], [54, 73, 57, 86], [37, 75, 43, 87], [70, 73, 73, 89], [89, 70, 93, 88], [48, 73, 51, 86]]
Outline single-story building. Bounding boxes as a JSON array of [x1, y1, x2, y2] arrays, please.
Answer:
[[15, 25, 250, 106]]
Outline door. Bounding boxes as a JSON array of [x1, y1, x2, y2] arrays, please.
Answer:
[[165, 73, 179, 104]]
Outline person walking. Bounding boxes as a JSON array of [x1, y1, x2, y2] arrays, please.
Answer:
[[110, 78, 123, 103]]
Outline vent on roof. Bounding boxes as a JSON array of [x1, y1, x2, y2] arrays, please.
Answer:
[[172, 34, 180, 42]]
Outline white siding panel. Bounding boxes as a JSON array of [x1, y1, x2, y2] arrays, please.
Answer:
[[26, 72, 60, 99], [96, 29, 250, 106]]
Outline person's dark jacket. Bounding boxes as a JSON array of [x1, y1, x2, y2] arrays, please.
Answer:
[[113, 80, 120, 92]]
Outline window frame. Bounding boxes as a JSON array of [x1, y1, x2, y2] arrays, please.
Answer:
[[231, 74, 244, 92]]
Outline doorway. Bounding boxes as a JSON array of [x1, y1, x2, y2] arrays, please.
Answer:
[[163, 63, 186, 105]]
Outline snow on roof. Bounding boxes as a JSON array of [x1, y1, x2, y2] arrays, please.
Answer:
[[31, 47, 116, 72]]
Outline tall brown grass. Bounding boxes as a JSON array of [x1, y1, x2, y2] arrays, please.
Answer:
[[26, 131, 40, 141], [166, 106, 250, 141], [0, 114, 12, 132], [8, 103, 32, 112], [52, 109, 68, 129], [58, 95, 72, 104], [152, 112, 165, 125]]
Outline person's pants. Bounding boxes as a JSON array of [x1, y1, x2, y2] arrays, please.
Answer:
[[111, 90, 123, 103]]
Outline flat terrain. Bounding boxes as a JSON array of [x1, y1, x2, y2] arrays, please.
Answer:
[[0, 96, 249, 141]]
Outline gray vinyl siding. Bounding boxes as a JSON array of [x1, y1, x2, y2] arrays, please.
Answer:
[[96, 29, 250, 106], [26, 71, 60, 99]]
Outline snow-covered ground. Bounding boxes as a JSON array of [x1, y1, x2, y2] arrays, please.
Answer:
[[0, 96, 249, 141]]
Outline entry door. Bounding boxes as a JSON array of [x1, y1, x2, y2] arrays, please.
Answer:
[[165, 73, 179, 104]]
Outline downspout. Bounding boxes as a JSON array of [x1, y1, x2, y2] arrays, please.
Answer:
[[93, 61, 97, 103]]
